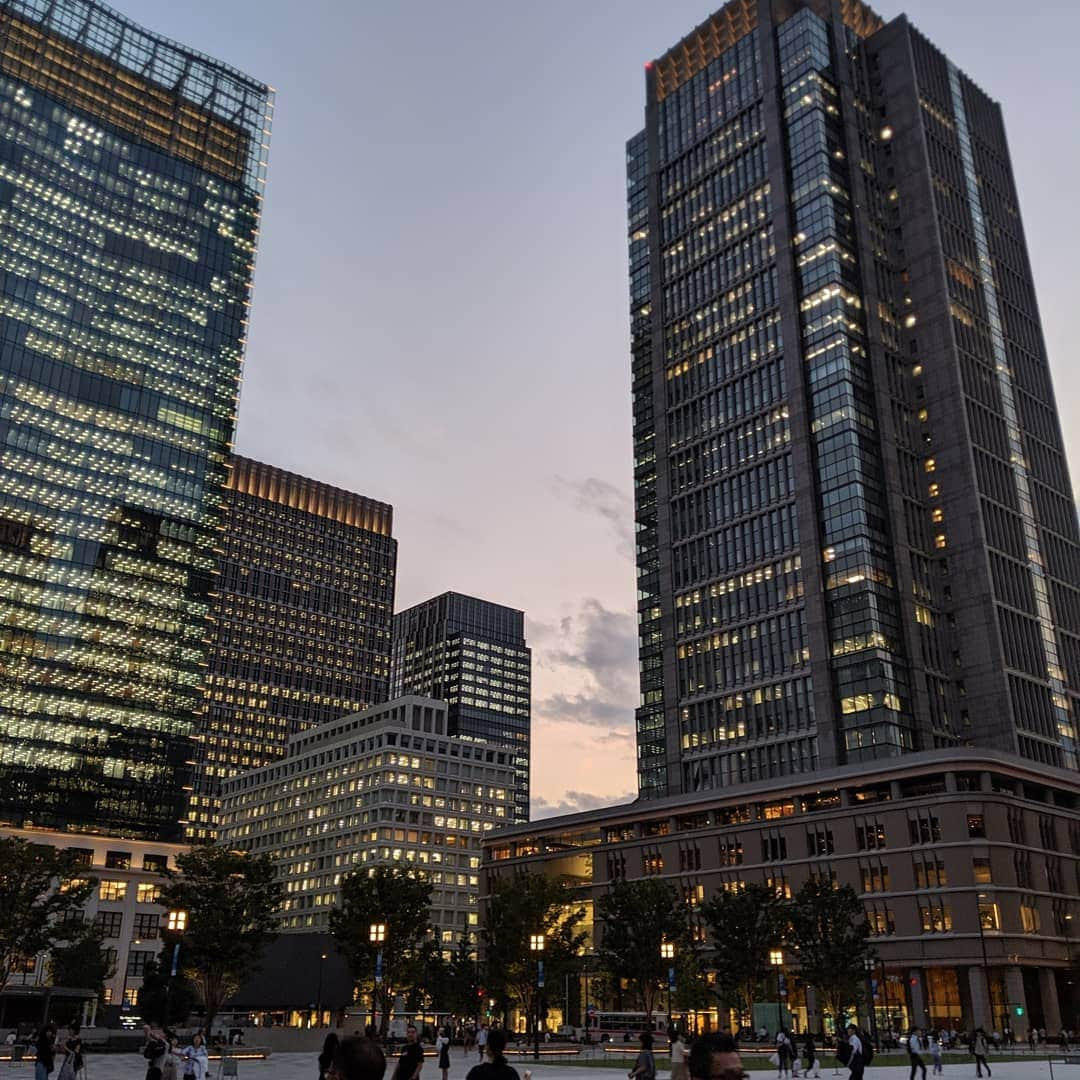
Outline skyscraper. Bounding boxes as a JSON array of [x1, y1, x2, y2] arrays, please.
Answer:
[[630, 0, 1080, 798], [0, 0, 272, 839], [188, 456, 397, 840], [392, 592, 531, 821]]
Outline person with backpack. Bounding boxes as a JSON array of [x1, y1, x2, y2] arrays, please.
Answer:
[[776, 1029, 795, 1079], [845, 1025, 872, 1080], [909, 1028, 928, 1080], [971, 1030, 991, 1078], [628, 1033, 656, 1080], [142, 1023, 168, 1080], [802, 1034, 820, 1079], [34, 1022, 57, 1080]]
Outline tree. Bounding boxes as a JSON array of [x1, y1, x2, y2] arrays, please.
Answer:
[[788, 879, 872, 1029], [700, 882, 786, 1027], [157, 845, 281, 1033], [48, 923, 115, 996], [0, 837, 95, 989], [482, 872, 587, 1033], [329, 865, 432, 1037], [596, 879, 696, 1022], [136, 951, 198, 1027]]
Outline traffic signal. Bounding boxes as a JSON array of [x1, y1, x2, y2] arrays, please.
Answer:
[[1015, 1006, 1025, 1017]]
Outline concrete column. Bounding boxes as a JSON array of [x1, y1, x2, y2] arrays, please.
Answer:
[[908, 969, 928, 1028], [1039, 968, 1063, 1035], [968, 966, 992, 1030], [1004, 967, 1029, 1040]]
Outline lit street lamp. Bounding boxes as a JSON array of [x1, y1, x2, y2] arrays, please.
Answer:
[[769, 949, 784, 1036], [863, 956, 878, 1048], [317, 952, 328, 1027], [164, 909, 188, 1022], [371, 923, 386, 1033], [530, 933, 545, 1061], [661, 942, 676, 1036]]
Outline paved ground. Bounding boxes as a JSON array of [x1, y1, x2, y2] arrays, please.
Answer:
[[6, 1053, 1078, 1080]]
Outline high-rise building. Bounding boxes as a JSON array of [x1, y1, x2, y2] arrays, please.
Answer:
[[220, 695, 516, 942], [392, 593, 531, 820], [629, 0, 1080, 798], [188, 456, 397, 840], [0, 0, 272, 839]]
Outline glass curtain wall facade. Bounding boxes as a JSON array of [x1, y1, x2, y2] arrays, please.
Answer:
[[189, 456, 396, 840], [0, 0, 272, 839], [630, 0, 1080, 797], [391, 592, 530, 821]]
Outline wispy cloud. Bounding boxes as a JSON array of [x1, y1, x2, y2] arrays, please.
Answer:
[[551, 476, 635, 560], [531, 788, 636, 820]]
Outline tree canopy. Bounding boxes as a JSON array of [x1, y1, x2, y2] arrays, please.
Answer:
[[48, 923, 115, 996]]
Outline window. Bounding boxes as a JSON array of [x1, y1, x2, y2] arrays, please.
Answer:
[[807, 828, 835, 856], [1020, 898, 1041, 934], [719, 837, 743, 865], [867, 907, 895, 936], [142, 854, 168, 872], [978, 901, 1000, 931], [133, 913, 160, 940], [126, 950, 154, 977], [99, 880, 127, 902], [914, 859, 948, 888], [967, 814, 986, 838], [67, 848, 93, 867], [856, 821, 887, 850], [679, 846, 702, 872], [919, 903, 953, 933], [909, 814, 942, 844], [105, 851, 131, 870], [861, 864, 890, 893], [972, 858, 992, 884], [136, 882, 161, 904], [642, 851, 664, 876], [762, 835, 788, 861], [94, 910, 124, 938]]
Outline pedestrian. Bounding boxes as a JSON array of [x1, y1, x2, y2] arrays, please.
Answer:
[[162, 1033, 182, 1080], [393, 1025, 424, 1080], [776, 1030, 794, 1079], [437, 1027, 452, 1080], [688, 1034, 744, 1080], [845, 1025, 866, 1080], [929, 1034, 942, 1076], [908, 1028, 927, 1080], [56, 1022, 81, 1080], [142, 1024, 168, 1080], [477, 1025, 489, 1061], [330, 1037, 388, 1080], [670, 1031, 689, 1080], [629, 1033, 656, 1080], [181, 1033, 209, 1080], [321, 1034, 343, 1080], [34, 1022, 57, 1080], [972, 1029, 991, 1078], [466, 1029, 520, 1080], [802, 1033, 820, 1079]]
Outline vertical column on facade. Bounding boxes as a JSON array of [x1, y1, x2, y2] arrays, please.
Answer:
[[1003, 967, 1029, 1040], [967, 966, 992, 1031], [908, 969, 928, 1027], [1038, 968, 1063, 1036]]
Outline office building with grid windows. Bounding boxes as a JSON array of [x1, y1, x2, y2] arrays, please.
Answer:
[[392, 592, 531, 821], [0, 0, 272, 839], [187, 456, 397, 840], [629, 0, 1080, 799]]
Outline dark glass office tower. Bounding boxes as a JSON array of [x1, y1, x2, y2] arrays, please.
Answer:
[[188, 456, 396, 840], [0, 0, 272, 838], [392, 592, 531, 821], [630, 0, 1080, 797]]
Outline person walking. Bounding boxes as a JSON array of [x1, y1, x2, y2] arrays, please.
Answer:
[[845, 1026, 866, 1080], [56, 1022, 81, 1080], [972, 1030, 991, 1078], [929, 1034, 943, 1076], [776, 1030, 794, 1079], [329, 1037, 388, 1080], [34, 1022, 57, 1080], [181, 1033, 209, 1080], [477, 1026, 489, 1062], [802, 1034, 820, 1079], [670, 1032, 689, 1080], [466, 1029, 520, 1080], [393, 1025, 424, 1080], [908, 1029, 927, 1080], [629, 1033, 657, 1080], [436, 1027, 452, 1080]]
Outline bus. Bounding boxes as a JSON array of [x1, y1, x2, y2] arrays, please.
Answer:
[[586, 1011, 669, 1044]]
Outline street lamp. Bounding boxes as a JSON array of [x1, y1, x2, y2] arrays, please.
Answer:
[[661, 942, 676, 1036], [317, 953, 328, 1028], [863, 957, 878, 1048], [769, 950, 784, 1036], [371, 923, 386, 1034], [164, 910, 187, 1023], [530, 933, 545, 1061], [976, 894, 993, 1031]]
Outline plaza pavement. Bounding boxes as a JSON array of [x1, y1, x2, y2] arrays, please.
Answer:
[[7, 1052, 1079, 1080]]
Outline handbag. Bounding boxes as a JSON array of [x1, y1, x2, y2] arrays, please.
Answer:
[[769, 1053, 780, 1066]]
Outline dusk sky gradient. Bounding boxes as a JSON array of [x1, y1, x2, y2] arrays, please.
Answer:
[[126, 0, 1080, 817]]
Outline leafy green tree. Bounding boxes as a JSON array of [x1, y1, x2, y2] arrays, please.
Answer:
[[329, 865, 432, 1037], [157, 845, 281, 1033], [596, 879, 696, 1022], [788, 879, 872, 1027], [0, 837, 95, 989], [48, 922, 115, 996], [482, 872, 587, 1033], [700, 882, 786, 1027], [136, 950, 198, 1026]]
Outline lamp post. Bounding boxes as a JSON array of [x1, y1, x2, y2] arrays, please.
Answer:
[[371, 923, 386, 1034], [661, 942, 676, 1036], [164, 909, 187, 1024], [863, 957, 878, 1048], [1065, 913, 1074, 1031], [317, 952, 328, 1028], [769, 950, 785, 1036], [976, 893, 993, 1030], [530, 933, 545, 1061]]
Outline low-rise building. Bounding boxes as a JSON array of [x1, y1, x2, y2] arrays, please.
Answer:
[[220, 696, 516, 948], [483, 750, 1080, 1038]]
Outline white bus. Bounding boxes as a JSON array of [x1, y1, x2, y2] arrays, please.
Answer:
[[587, 1011, 670, 1044]]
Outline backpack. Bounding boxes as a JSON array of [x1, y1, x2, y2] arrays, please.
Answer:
[[144, 1038, 166, 1061], [862, 1032, 875, 1066], [836, 1042, 852, 1066]]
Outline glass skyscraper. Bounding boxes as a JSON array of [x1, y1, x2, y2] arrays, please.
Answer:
[[0, 0, 272, 839], [392, 592, 531, 821], [631, 0, 1080, 797], [189, 456, 396, 840]]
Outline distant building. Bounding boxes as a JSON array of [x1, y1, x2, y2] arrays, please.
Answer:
[[188, 456, 396, 840], [220, 696, 516, 948], [392, 593, 531, 821], [485, 749, 1080, 1039], [0, 0, 272, 840], [628, 0, 1080, 798]]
